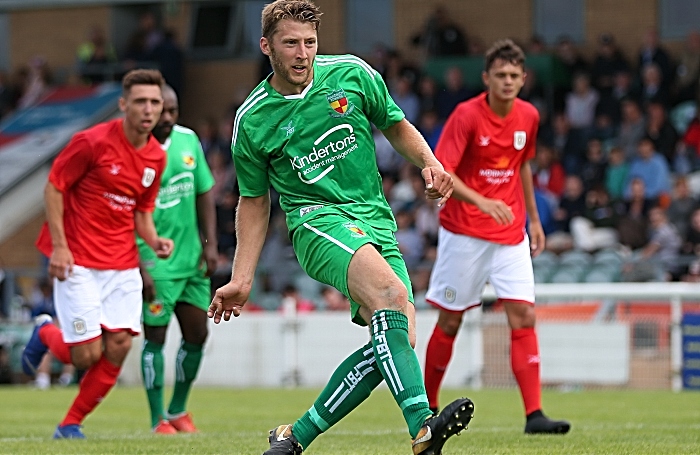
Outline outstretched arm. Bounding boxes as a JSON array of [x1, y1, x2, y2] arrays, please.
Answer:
[[381, 119, 453, 206], [208, 193, 271, 323]]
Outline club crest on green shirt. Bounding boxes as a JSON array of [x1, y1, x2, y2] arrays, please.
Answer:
[[181, 152, 196, 169], [327, 88, 355, 118]]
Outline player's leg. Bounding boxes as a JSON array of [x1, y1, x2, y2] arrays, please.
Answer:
[[424, 309, 463, 413], [167, 276, 210, 433], [491, 238, 570, 434], [269, 217, 386, 453], [141, 278, 181, 434], [55, 268, 142, 438], [424, 227, 492, 413], [350, 239, 474, 454]]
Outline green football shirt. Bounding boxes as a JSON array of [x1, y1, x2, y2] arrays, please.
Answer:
[[232, 54, 405, 232], [138, 125, 215, 280]]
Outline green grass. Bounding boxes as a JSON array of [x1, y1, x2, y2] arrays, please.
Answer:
[[0, 386, 699, 454]]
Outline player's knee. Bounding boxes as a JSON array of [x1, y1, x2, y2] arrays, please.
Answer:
[[379, 281, 409, 311], [184, 327, 208, 346], [71, 352, 96, 370], [438, 311, 463, 336]]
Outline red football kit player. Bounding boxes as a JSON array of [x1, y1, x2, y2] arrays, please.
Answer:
[[424, 40, 571, 435], [24, 69, 174, 440]]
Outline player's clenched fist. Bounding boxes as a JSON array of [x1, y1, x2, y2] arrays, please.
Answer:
[[422, 166, 454, 207], [207, 281, 250, 323]]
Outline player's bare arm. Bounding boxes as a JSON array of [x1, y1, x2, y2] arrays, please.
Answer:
[[447, 171, 515, 225], [134, 210, 174, 259], [208, 192, 271, 323], [196, 189, 219, 277], [519, 160, 545, 257], [381, 119, 453, 206], [44, 181, 74, 280]]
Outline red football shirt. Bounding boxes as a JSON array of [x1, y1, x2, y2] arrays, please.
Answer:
[[435, 92, 539, 244], [36, 119, 166, 269]]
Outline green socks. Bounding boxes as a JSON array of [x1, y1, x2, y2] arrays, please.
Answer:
[[168, 341, 203, 416], [293, 341, 383, 448], [370, 309, 432, 438], [141, 340, 165, 428], [293, 309, 432, 449]]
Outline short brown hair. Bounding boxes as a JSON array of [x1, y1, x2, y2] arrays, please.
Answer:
[[261, 0, 322, 39], [484, 39, 525, 72], [121, 69, 164, 96]]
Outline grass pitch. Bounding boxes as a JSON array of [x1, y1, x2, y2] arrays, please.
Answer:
[[0, 386, 699, 454]]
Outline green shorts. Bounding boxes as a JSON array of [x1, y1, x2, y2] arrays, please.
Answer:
[[143, 274, 211, 327], [292, 214, 414, 326]]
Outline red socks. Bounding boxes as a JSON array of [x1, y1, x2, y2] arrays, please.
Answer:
[[39, 323, 71, 364], [511, 327, 542, 415], [424, 324, 456, 409], [61, 356, 121, 426]]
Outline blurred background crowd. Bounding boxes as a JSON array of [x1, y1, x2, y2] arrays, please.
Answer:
[[2, 5, 700, 318]]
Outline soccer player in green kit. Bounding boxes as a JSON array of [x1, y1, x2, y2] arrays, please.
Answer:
[[138, 84, 218, 434], [207, 1, 473, 454]]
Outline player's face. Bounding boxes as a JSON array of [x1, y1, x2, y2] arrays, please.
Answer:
[[152, 90, 178, 143], [482, 59, 526, 103], [120, 84, 163, 136], [261, 19, 317, 94]]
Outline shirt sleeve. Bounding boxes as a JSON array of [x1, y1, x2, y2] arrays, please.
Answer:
[[434, 105, 471, 172], [193, 135, 215, 194], [358, 60, 405, 130], [48, 133, 94, 191], [525, 110, 540, 162], [232, 123, 270, 197]]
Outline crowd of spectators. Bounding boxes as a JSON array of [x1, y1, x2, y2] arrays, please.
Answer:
[[3, 7, 700, 310]]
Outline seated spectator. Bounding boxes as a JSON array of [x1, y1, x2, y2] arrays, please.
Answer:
[[152, 29, 184, 96], [667, 176, 697, 241], [682, 114, 700, 164], [644, 100, 678, 167], [532, 143, 566, 206], [580, 138, 608, 191], [674, 31, 700, 104], [417, 75, 438, 114], [681, 207, 700, 256], [616, 98, 646, 162], [621, 206, 681, 281], [76, 25, 118, 84], [435, 66, 473, 121], [570, 186, 619, 252], [605, 146, 629, 200], [411, 6, 468, 57], [216, 185, 238, 258], [547, 175, 587, 252], [617, 178, 654, 250], [391, 74, 420, 124], [547, 112, 587, 175], [417, 109, 443, 151], [596, 69, 637, 128], [17, 57, 52, 109], [565, 72, 599, 132], [640, 63, 670, 108], [374, 126, 403, 178], [624, 136, 671, 201], [320, 286, 350, 312], [395, 208, 425, 272], [637, 28, 673, 95], [279, 284, 316, 314], [555, 36, 589, 88], [591, 33, 629, 94], [534, 188, 557, 235], [208, 148, 235, 205]]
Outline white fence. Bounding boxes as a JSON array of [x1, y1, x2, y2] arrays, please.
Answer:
[[119, 283, 700, 391]]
